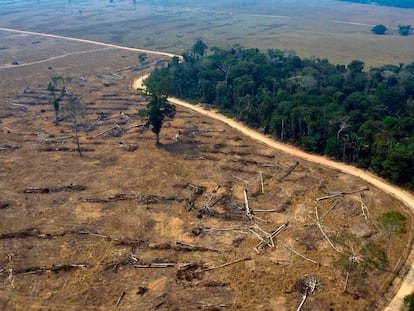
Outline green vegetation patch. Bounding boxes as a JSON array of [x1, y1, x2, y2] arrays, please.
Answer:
[[146, 41, 414, 189]]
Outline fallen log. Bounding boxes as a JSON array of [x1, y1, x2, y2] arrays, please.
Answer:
[[316, 186, 369, 201], [315, 206, 341, 253], [175, 241, 225, 253], [203, 257, 251, 272], [283, 244, 319, 265], [115, 291, 126, 307], [80, 193, 182, 204], [22, 184, 87, 194], [8, 264, 90, 275], [279, 162, 299, 181], [134, 263, 176, 268], [0, 144, 21, 151]]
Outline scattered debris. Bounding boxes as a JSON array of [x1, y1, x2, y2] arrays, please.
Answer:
[[316, 187, 369, 201], [3, 264, 91, 276], [80, 193, 182, 204], [279, 161, 299, 181], [0, 144, 21, 151], [177, 262, 206, 281], [22, 184, 86, 194]]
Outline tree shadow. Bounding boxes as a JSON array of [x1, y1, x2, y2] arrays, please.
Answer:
[[160, 140, 206, 158]]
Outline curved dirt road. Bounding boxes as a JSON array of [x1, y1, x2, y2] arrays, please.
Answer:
[[2, 27, 413, 310]]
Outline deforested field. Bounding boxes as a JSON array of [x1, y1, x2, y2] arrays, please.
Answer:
[[0, 0, 414, 68], [0, 30, 413, 311]]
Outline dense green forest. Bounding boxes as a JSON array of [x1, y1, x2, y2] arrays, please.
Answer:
[[338, 0, 414, 8], [145, 42, 414, 189]]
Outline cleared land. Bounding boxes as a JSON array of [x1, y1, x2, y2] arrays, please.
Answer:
[[0, 0, 414, 68], [0, 30, 413, 311]]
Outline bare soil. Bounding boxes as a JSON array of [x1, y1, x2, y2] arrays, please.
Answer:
[[0, 31, 413, 311]]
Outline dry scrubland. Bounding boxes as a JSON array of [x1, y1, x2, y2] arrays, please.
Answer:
[[0, 1, 414, 68], [0, 32, 413, 310]]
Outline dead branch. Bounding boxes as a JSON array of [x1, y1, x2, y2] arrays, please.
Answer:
[[259, 171, 264, 194], [134, 263, 176, 268], [203, 257, 251, 272], [22, 184, 86, 194], [283, 244, 319, 265], [359, 194, 369, 221], [279, 162, 299, 181], [192, 226, 250, 237], [186, 184, 206, 210], [80, 193, 181, 204], [115, 291, 125, 307], [2, 127, 48, 137], [319, 202, 338, 223], [7, 102, 31, 110], [243, 189, 253, 221], [231, 175, 250, 184], [10, 264, 90, 275], [296, 292, 308, 311], [0, 144, 21, 151], [77, 230, 111, 239], [252, 223, 289, 252], [3, 126, 13, 133], [315, 206, 341, 253], [125, 123, 145, 130], [196, 302, 232, 309], [39, 136, 73, 144], [175, 242, 225, 253], [199, 185, 221, 215], [94, 123, 121, 138], [316, 186, 369, 201]]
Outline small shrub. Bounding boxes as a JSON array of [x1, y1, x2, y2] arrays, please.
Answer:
[[404, 293, 414, 311]]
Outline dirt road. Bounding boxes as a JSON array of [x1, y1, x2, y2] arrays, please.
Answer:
[[1, 27, 413, 310], [0, 27, 179, 59], [0, 47, 112, 69]]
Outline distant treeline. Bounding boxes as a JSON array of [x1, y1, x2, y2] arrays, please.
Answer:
[[145, 42, 414, 190], [338, 0, 414, 8]]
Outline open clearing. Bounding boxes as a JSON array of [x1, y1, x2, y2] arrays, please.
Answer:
[[0, 30, 413, 310], [1, 0, 414, 68]]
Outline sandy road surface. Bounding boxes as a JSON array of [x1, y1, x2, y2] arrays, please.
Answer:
[[1, 27, 413, 310], [0, 27, 179, 59]]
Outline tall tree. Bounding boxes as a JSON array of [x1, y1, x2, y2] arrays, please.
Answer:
[[47, 76, 66, 126], [192, 39, 208, 58], [138, 92, 176, 146]]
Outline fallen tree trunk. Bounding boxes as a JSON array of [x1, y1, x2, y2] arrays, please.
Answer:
[[80, 193, 182, 204], [316, 186, 369, 201], [279, 162, 299, 181]]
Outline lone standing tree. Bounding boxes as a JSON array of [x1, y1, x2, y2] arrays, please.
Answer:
[[138, 91, 176, 146], [47, 76, 66, 126], [371, 24, 387, 35], [399, 25, 413, 36]]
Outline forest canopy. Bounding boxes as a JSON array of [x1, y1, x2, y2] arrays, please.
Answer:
[[146, 42, 414, 190], [338, 0, 414, 8]]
